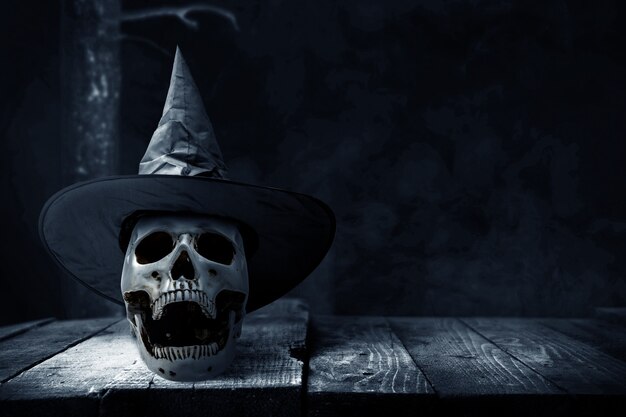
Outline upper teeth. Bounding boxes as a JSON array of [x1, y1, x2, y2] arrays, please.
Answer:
[[151, 289, 215, 320]]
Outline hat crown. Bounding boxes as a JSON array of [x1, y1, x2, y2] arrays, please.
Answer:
[[139, 47, 227, 178]]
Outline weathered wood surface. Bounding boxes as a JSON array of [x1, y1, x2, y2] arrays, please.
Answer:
[[0, 317, 54, 342], [0, 317, 120, 384], [540, 318, 626, 363], [389, 318, 580, 416], [462, 317, 626, 395], [0, 299, 308, 417], [308, 316, 433, 417], [0, 319, 130, 417], [390, 317, 559, 397], [2, 308, 626, 417]]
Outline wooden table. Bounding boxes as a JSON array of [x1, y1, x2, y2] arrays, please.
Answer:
[[1, 299, 625, 416]]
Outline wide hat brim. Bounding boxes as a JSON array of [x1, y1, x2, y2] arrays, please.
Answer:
[[39, 175, 335, 313]]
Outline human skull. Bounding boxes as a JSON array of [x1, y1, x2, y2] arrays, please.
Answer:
[[120, 214, 248, 381]]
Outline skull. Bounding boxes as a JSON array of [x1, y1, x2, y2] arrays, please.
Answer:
[[120, 214, 249, 381]]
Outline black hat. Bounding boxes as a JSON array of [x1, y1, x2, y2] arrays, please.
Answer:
[[39, 47, 335, 313]]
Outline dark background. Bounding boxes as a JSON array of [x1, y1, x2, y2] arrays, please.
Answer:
[[2, 0, 626, 324]]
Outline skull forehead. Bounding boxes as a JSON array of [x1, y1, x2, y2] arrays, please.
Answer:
[[132, 214, 243, 244]]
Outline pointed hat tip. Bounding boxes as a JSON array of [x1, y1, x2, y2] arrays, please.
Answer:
[[138, 45, 227, 178], [173, 45, 184, 67], [161, 45, 203, 122]]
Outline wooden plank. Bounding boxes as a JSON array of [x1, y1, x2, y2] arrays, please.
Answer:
[[307, 316, 433, 417], [0, 319, 131, 417], [0, 298, 308, 417], [390, 318, 559, 396], [0, 317, 55, 342], [0, 317, 120, 384], [462, 318, 626, 395], [540, 318, 626, 363], [389, 318, 591, 416], [101, 298, 309, 417]]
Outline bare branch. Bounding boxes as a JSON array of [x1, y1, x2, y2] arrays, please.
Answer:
[[118, 35, 173, 58], [121, 4, 239, 31]]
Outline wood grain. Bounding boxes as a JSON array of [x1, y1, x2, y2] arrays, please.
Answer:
[[0, 317, 55, 342], [308, 316, 433, 417], [0, 319, 131, 417], [540, 318, 626, 363], [4, 308, 626, 416], [462, 317, 626, 395], [0, 317, 120, 384], [390, 317, 559, 396], [0, 299, 308, 417]]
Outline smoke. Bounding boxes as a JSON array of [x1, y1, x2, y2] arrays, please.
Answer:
[[218, 0, 626, 315]]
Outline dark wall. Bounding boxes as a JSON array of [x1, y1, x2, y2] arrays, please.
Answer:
[[1, 0, 65, 323], [2, 0, 626, 324]]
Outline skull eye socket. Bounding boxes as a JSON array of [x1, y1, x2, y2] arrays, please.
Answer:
[[195, 233, 235, 265], [135, 232, 174, 264]]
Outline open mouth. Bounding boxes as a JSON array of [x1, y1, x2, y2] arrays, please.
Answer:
[[129, 290, 246, 361]]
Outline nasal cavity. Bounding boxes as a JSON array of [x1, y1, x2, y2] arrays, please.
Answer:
[[171, 251, 195, 281]]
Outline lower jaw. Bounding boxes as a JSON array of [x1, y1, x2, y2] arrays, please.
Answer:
[[152, 343, 221, 361], [133, 312, 239, 381], [139, 342, 237, 381], [136, 310, 234, 356]]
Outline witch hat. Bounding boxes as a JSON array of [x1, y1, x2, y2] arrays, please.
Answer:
[[39, 47, 335, 313]]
